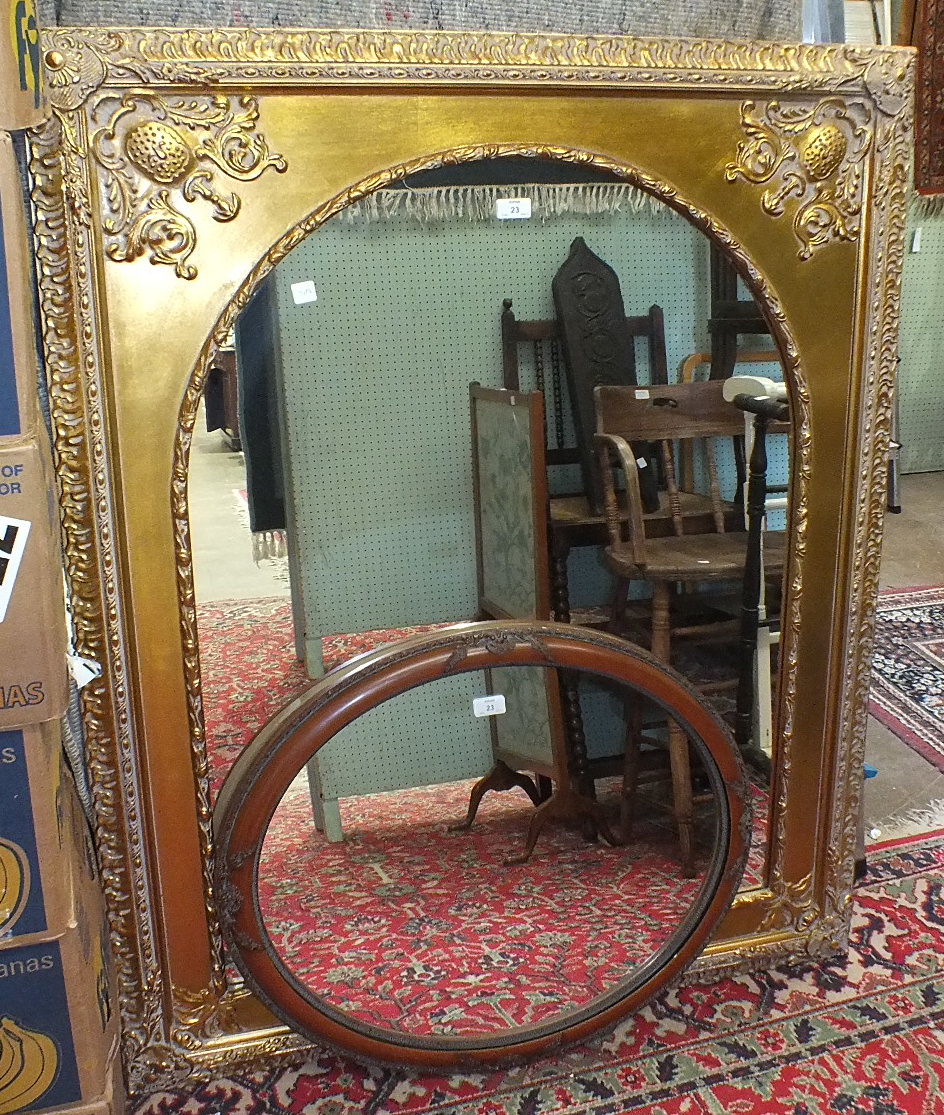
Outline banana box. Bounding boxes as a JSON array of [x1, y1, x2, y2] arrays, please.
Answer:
[[38, 1046, 126, 1115], [1, 131, 44, 438], [0, 873, 119, 1113], [0, 724, 82, 946], [0, 2, 45, 132], [0, 438, 69, 731]]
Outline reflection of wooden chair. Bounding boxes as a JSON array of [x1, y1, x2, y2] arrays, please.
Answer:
[[708, 245, 772, 380], [500, 297, 669, 621], [594, 380, 787, 874]]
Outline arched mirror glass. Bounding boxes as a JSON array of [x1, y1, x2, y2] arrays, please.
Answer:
[[190, 157, 784, 892]]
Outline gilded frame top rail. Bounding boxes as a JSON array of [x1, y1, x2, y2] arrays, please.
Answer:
[[42, 29, 912, 109]]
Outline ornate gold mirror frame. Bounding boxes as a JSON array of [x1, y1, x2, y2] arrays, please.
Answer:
[[29, 27, 913, 1092]]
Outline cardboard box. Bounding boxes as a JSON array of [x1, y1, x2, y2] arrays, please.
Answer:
[[0, 723, 82, 945], [33, 1047, 126, 1115], [1, 131, 44, 435], [0, 880, 120, 1112], [0, 438, 69, 729], [0, 2, 46, 133], [0, 721, 121, 1111]]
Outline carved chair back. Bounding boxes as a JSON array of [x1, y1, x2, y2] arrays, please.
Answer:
[[501, 298, 669, 504]]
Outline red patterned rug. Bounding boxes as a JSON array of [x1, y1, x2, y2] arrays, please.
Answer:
[[136, 827, 944, 1114], [869, 586, 944, 774], [259, 778, 715, 1036]]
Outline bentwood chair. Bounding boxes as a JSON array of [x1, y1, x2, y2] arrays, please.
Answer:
[[594, 379, 787, 874]]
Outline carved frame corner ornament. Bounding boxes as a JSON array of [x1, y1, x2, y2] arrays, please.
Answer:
[[28, 26, 914, 1094], [725, 97, 873, 259]]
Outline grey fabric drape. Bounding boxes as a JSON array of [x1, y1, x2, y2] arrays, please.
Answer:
[[39, 0, 801, 38]]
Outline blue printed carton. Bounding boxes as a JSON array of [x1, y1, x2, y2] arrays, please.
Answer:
[[0, 884, 121, 1111], [0, 722, 96, 949]]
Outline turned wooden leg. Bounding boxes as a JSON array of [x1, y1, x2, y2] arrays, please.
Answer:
[[560, 670, 592, 800], [650, 582, 672, 662], [620, 694, 643, 842], [451, 760, 540, 832], [650, 581, 696, 876], [550, 536, 572, 624], [668, 722, 697, 877]]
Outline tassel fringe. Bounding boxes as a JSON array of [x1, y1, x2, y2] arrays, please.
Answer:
[[252, 530, 288, 562], [339, 182, 673, 224], [911, 192, 944, 217], [339, 181, 944, 224]]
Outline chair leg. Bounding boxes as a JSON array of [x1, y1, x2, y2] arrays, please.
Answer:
[[620, 694, 643, 842], [667, 723, 697, 877], [609, 577, 631, 635], [651, 582, 697, 877]]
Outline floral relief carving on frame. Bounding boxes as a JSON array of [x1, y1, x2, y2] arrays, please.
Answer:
[[68, 77, 289, 278], [725, 97, 872, 259]]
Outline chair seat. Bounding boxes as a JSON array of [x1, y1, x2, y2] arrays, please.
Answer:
[[605, 529, 786, 582], [550, 490, 741, 534]]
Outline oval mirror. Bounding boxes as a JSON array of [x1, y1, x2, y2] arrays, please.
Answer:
[[214, 622, 751, 1068]]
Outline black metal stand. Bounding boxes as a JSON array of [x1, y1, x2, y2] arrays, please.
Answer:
[[732, 393, 790, 778]]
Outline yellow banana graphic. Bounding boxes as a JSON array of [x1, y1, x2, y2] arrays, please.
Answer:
[[0, 1016, 58, 1114], [0, 839, 29, 935]]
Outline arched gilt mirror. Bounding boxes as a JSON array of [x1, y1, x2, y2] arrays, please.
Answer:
[[30, 27, 913, 1091]]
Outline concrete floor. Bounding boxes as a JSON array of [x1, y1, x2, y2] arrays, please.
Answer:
[[188, 421, 944, 835], [188, 419, 290, 603]]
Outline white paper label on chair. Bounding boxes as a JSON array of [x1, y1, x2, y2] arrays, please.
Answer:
[[291, 280, 318, 305], [635, 389, 649, 399], [495, 198, 531, 219], [473, 694, 506, 717]]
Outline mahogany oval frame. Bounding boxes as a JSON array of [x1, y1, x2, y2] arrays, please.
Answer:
[[213, 620, 752, 1069]]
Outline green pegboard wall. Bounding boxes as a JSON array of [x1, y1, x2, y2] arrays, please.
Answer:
[[315, 673, 494, 799], [273, 201, 710, 639], [898, 212, 944, 475]]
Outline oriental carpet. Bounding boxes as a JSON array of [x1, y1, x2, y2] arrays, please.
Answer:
[[176, 594, 944, 1113], [868, 585, 944, 774], [135, 828, 944, 1114]]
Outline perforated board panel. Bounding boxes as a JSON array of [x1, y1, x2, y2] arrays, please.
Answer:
[[315, 673, 494, 799], [273, 204, 709, 638], [898, 212, 944, 474]]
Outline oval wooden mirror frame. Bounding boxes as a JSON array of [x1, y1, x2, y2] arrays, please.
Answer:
[[214, 622, 751, 1068], [27, 26, 914, 1094]]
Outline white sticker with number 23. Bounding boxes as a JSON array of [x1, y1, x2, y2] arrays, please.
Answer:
[[473, 694, 507, 717], [495, 198, 532, 220]]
